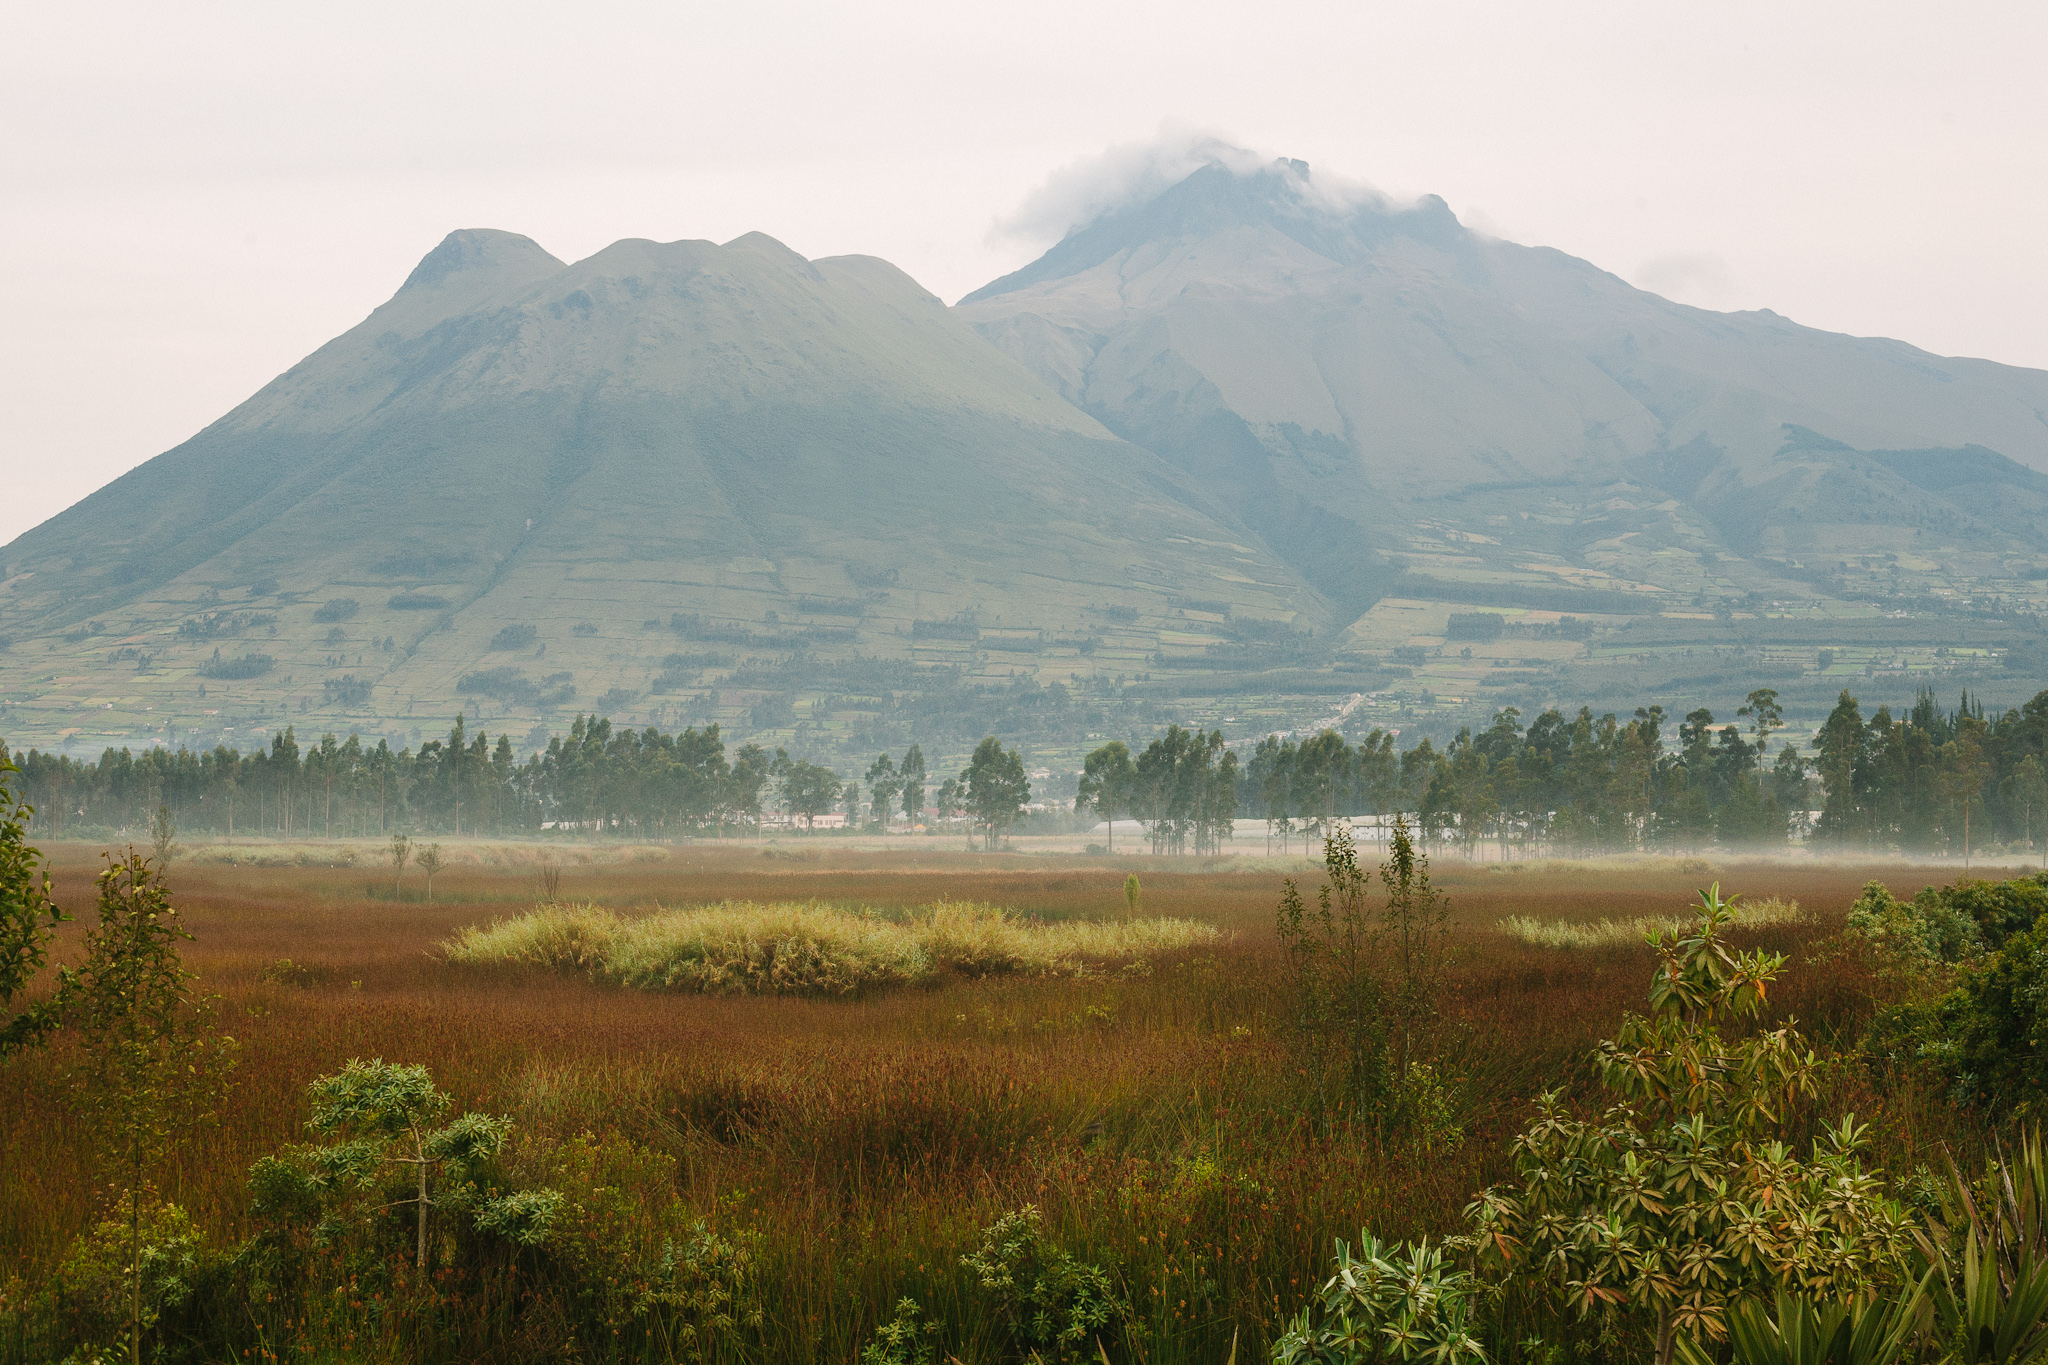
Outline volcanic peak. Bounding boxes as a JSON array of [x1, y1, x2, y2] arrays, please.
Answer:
[[962, 157, 1468, 304]]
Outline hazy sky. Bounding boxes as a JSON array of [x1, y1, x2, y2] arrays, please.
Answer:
[[5, 0, 2044, 547]]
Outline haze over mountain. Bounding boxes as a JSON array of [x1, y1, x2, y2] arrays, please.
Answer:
[[960, 156, 2048, 620], [5, 150, 2046, 764]]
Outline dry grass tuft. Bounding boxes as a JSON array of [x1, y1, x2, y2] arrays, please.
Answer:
[[1499, 895, 1805, 949], [443, 899, 1221, 996]]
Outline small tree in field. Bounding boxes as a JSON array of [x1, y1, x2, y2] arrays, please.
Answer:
[[389, 832, 412, 898], [1277, 818, 1448, 1132], [1466, 886, 1917, 1365], [417, 843, 444, 901], [1, 759, 66, 1057], [149, 803, 177, 867], [265, 1058, 538, 1269], [66, 852, 236, 1365]]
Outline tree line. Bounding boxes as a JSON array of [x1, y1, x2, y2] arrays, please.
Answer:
[[1211, 691, 1804, 856], [8, 685, 2048, 853], [0, 716, 1042, 848], [1216, 687, 2048, 857]]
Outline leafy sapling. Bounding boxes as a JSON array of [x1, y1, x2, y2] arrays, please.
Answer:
[[389, 831, 412, 899], [66, 851, 236, 1365], [1467, 884, 1916, 1365], [416, 843, 444, 902], [960, 1205, 1130, 1363], [285, 1058, 551, 1268], [149, 803, 177, 867], [1274, 1232, 1489, 1365]]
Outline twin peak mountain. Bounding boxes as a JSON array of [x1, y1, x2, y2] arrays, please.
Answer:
[[7, 157, 2048, 731]]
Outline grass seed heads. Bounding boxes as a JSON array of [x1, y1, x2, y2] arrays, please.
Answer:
[[444, 898, 1220, 997], [1498, 894, 1804, 948]]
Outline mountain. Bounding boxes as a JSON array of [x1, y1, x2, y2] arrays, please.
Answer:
[[0, 228, 1320, 755], [7, 158, 2046, 767], [958, 159, 2048, 626]]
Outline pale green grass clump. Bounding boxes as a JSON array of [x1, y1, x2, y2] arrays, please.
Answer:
[[1499, 896, 1804, 949], [1484, 855, 1714, 878], [444, 899, 1220, 997]]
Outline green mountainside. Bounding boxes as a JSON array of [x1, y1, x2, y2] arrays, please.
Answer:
[[0, 228, 1320, 767], [957, 158, 2048, 748], [5, 159, 2048, 778]]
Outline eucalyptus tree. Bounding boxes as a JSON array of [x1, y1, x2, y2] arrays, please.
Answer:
[[1077, 740, 1133, 852]]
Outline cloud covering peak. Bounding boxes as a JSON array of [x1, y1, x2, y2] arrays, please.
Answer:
[[990, 124, 1393, 247]]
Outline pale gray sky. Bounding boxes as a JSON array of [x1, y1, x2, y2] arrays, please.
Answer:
[[5, 0, 2044, 546]]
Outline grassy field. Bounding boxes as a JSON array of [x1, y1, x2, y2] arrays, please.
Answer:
[[0, 840, 2001, 1363]]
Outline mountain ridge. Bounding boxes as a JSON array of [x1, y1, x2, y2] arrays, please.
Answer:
[[5, 157, 2047, 767], [0, 225, 1325, 758], [958, 154, 2048, 625]]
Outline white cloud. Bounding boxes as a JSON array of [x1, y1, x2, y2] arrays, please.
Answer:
[[1633, 251, 1737, 304], [988, 122, 1395, 248]]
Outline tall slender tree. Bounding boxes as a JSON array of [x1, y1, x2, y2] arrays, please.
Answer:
[[897, 744, 927, 830], [65, 853, 236, 1365], [1077, 740, 1133, 852]]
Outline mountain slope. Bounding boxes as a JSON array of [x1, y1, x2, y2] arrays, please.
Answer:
[[0, 228, 1321, 752], [958, 160, 2048, 621]]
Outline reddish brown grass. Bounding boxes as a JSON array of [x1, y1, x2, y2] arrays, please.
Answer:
[[0, 843, 1987, 1361]]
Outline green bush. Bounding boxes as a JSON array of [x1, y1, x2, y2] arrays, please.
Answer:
[[1845, 880, 1981, 968], [861, 1298, 942, 1365], [51, 1202, 208, 1361], [505, 1130, 762, 1361], [1271, 1232, 1487, 1365], [1943, 874, 2048, 947], [1917, 915, 2048, 1117], [960, 1206, 1131, 1363], [1844, 872, 2048, 968], [1467, 886, 1920, 1365]]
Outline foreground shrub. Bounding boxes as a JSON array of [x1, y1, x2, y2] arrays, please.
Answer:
[[1271, 1233, 1487, 1365], [444, 900, 1219, 997], [1856, 875, 2048, 1119], [254, 1058, 542, 1269], [961, 1205, 1131, 1363], [51, 1202, 208, 1362], [1844, 880, 1980, 970], [1890, 914, 2048, 1118], [1467, 885, 1918, 1365], [506, 1130, 762, 1360], [1843, 872, 2048, 967]]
